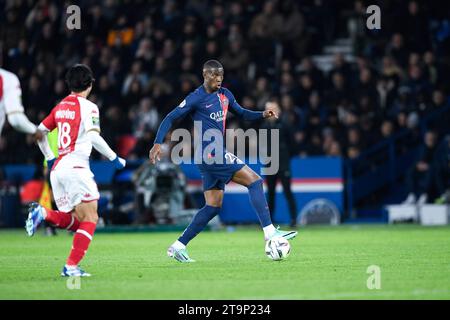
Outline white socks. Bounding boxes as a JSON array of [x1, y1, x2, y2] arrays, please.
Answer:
[[172, 240, 186, 250], [263, 224, 276, 239]]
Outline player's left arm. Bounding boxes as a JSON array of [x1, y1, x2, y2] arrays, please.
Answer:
[[4, 74, 40, 137], [83, 102, 126, 169], [225, 89, 278, 120]]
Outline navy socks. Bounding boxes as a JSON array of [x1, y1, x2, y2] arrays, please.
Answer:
[[178, 205, 220, 245], [248, 179, 272, 227]]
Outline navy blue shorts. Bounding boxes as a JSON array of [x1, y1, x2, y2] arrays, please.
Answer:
[[197, 152, 245, 190]]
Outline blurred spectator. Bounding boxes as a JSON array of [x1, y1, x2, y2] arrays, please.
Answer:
[[298, 57, 325, 90], [131, 98, 160, 139], [423, 51, 441, 85], [122, 61, 149, 96], [220, 40, 249, 80], [403, 64, 432, 101], [279, 0, 307, 60], [329, 53, 352, 80], [386, 33, 409, 68], [404, 131, 439, 204], [248, 0, 282, 72], [402, 1, 430, 53], [434, 135, 450, 204], [251, 76, 272, 108], [381, 55, 405, 84], [303, 91, 327, 134], [380, 120, 395, 140], [260, 100, 298, 227], [326, 140, 343, 157], [0, 0, 448, 168], [326, 72, 350, 106]]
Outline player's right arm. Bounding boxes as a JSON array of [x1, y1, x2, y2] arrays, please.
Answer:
[[36, 110, 58, 169], [149, 95, 196, 163]]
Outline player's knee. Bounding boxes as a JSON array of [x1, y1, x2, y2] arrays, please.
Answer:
[[75, 206, 98, 223], [247, 171, 262, 185], [254, 174, 262, 182], [81, 212, 98, 223], [210, 194, 223, 207], [207, 197, 223, 207], [204, 189, 224, 207], [248, 177, 263, 189]]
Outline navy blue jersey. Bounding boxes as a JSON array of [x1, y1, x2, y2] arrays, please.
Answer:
[[155, 85, 263, 146], [154, 85, 263, 190]]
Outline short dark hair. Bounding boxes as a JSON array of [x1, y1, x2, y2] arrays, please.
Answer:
[[203, 59, 223, 71], [65, 64, 95, 92]]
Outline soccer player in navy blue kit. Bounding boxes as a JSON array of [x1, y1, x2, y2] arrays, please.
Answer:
[[149, 60, 297, 262]]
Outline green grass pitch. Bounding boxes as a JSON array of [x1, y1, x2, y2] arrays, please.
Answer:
[[0, 225, 449, 299]]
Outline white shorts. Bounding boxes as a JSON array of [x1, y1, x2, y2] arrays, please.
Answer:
[[50, 167, 100, 212]]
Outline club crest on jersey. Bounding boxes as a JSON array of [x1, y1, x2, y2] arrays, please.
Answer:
[[92, 116, 100, 126]]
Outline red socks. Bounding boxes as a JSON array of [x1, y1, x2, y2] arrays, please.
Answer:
[[66, 221, 97, 266], [44, 209, 80, 231], [44, 208, 97, 266]]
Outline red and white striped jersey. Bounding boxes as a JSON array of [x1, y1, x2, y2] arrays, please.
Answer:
[[40, 94, 101, 170], [0, 68, 25, 135]]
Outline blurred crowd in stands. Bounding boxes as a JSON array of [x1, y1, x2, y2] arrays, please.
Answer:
[[1, 0, 449, 182]]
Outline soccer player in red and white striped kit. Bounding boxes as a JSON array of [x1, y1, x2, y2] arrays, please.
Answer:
[[26, 64, 126, 276]]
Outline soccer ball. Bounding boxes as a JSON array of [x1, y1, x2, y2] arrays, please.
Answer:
[[265, 236, 291, 261]]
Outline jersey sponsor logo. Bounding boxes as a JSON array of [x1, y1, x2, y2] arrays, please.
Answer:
[[55, 109, 76, 120], [210, 110, 224, 122], [205, 103, 213, 108], [178, 99, 186, 108]]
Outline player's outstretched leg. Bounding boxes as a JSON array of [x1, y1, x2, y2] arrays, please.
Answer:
[[25, 202, 80, 236], [247, 179, 298, 241], [168, 205, 220, 263], [232, 166, 298, 241]]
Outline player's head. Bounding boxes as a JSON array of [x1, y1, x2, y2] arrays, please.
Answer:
[[65, 64, 95, 95], [202, 60, 224, 92]]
